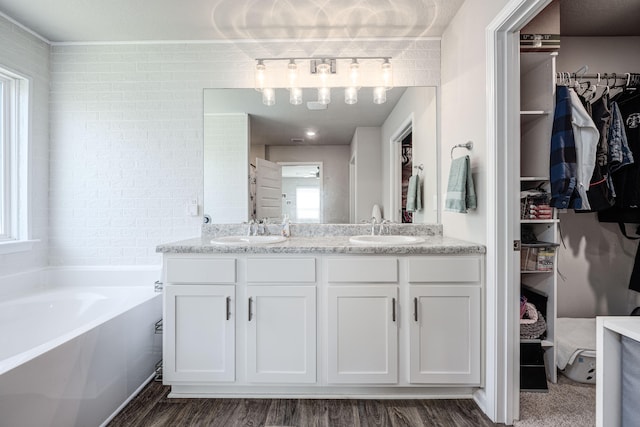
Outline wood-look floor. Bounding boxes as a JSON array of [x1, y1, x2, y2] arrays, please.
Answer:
[[108, 380, 501, 427]]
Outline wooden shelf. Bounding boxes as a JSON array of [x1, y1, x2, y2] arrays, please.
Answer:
[[521, 219, 559, 224], [521, 270, 554, 274]]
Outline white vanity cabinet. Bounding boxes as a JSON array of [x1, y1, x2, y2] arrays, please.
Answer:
[[163, 257, 237, 383], [161, 249, 484, 396], [245, 257, 317, 384], [326, 257, 399, 384], [407, 257, 482, 385]]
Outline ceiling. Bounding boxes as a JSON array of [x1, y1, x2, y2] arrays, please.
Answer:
[[0, 0, 638, 43], [0, 0, 464, 43], [560, 0, 640, 37]]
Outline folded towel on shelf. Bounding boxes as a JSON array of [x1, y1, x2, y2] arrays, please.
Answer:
[[406, 174, 422, 212], [445, 155, 477, 213]]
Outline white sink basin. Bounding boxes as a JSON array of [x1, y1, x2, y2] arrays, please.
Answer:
[[349, 235, 425, 245], [211, 235, 288, 245]]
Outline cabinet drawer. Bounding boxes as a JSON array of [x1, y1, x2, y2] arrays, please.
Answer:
[[408, 257, 480, 283], [247, 258, 316, 283], [327, 257, 398, 283], [165, 257, 236, 284]]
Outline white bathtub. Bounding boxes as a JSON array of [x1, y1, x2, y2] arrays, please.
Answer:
[[0, 279, 162, 427]]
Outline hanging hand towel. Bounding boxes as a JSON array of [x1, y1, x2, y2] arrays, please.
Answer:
[[445, 155, 477, 213], [406, 174, 422, 212]]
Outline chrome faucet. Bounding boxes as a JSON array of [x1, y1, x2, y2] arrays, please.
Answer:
[[378, 219, 391, 235], [370, 217, 378, 236], [246, 219, 256, 236]]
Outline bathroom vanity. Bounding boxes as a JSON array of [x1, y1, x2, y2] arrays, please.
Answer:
[[156, 224, 485, 398]]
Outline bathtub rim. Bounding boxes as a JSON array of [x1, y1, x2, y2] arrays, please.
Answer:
[[0, 266, 161, 376]]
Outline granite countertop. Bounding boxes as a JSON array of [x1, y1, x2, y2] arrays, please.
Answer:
[[156, 235, 485, 255]]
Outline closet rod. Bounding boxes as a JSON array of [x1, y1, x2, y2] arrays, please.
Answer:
[[556, 72, 639, 81]]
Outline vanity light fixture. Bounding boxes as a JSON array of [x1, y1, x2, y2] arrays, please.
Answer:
[[345, 59, 360, 104], [381, 58, 393, 89], [373, 86, 387, 105], [262, 87, 275, 106], [255, 59, 266, 92], [254, 57, 392, 106], [317, 87, 331, 105], [289, 87, 303, 105]]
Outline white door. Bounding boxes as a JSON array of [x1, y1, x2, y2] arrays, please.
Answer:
[[246, 285, 316, 383], [255, 157, 282, 219], [164, 284, 235, 383], [409, 286, 481, 384], [327, 286, 398, 384]]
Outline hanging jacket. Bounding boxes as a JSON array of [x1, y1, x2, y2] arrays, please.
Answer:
[[586, 93, 615, 210], [611, 93, 640, 208], [550, 85, 582, 209], [569, 89, 600, 211]]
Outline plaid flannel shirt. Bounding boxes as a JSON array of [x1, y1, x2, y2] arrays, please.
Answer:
[[550, 86, 582, 209]]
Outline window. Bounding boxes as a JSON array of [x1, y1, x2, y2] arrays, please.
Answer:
[[0, 67, 28, 245]]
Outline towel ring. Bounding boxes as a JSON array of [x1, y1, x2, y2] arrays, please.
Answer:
[[451, 141, 473, 159]]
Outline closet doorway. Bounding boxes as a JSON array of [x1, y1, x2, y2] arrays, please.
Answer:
[[390, 117, 414, 223]]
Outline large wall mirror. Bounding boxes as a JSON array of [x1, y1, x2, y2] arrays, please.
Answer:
[[203, 86, 438, 224]]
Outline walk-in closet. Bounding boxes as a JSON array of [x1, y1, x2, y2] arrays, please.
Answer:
[[516, 0, 640, 425]]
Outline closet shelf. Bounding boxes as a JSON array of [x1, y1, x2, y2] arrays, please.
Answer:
[[520, 111, 549, 125], [520, 176, 550, 182], [521, 338, 554, 348], [521, 270, 554, 274], [521, 219, 559, 224]]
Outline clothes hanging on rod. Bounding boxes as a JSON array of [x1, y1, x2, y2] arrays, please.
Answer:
[[551, 70, 640, 215]]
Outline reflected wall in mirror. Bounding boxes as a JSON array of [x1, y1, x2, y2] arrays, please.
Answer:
[[203, 87, 438, 224]]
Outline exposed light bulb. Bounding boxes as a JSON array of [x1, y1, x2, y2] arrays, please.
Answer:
[[255, 60, 266, 91], [287, 59, 298, 88], [262, 88, 275, 106], [349, 59, 359, 87], [345, 87, 358, 105], [373, 86, 386, 104], [381, 58, 393, 89], [289, 87, 302, 105], [317, 59, 331, 87], [318, 87, 331, 105]]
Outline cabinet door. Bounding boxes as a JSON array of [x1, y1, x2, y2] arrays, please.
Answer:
[[246, 286, 316, 383], [327, 286, 398, 384], [409, 286, 480, 384], [164, 284, 235, 383]]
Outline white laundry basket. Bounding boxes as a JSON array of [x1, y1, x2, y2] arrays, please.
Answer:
[[561, 350, 596, 384]]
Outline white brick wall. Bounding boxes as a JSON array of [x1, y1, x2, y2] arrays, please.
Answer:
[[0, 16, 49, 275], [49, 39, 440, 266]]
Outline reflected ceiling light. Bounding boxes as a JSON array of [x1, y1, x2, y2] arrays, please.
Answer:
[[254, 57, 392, 106], [306, 130, 317, 137], [373, 86, 387, 104], [262, 87, 275, 106]]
